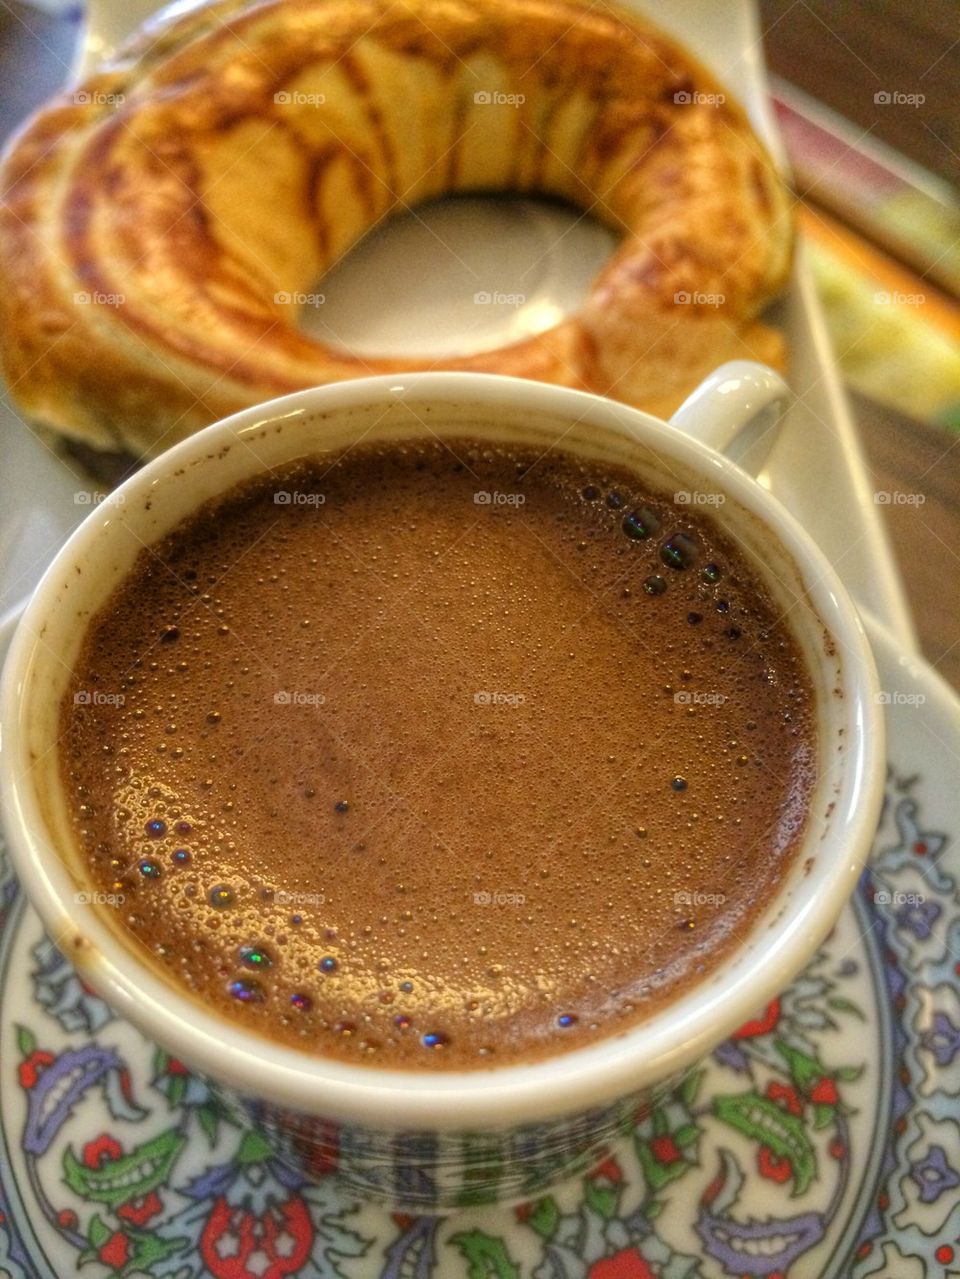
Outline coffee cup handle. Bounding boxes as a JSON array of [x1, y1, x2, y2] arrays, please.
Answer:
[[668, 360, 790, 475]]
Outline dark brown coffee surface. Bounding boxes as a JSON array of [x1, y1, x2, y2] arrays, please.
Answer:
[[61, 438, 815, 1069]]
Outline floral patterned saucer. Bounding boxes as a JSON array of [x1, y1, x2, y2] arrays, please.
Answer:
[[1, 605, 958, 1279]]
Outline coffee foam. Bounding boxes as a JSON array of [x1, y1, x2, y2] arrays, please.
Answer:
[[60, 438, 815, 1069]]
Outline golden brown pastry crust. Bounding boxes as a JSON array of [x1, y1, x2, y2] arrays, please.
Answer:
[[0, 0, 793, 457]]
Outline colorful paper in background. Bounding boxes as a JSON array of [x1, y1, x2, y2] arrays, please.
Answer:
[[799, 207, 960, 433], [774, 81, 960, 434]]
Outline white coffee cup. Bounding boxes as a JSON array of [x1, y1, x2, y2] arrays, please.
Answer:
[[0, 364, 884, 1208]]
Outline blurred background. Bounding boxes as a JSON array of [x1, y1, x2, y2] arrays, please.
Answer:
[[1, 0, 958, 684]]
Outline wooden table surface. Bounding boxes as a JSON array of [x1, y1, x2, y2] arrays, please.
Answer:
[[1, 0, 958, 691]]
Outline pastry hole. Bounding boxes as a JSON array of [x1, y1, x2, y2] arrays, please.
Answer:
[[299, 194, 618, 359]]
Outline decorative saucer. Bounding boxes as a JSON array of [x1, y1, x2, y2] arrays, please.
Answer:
[[1, 608, 958, 1279]]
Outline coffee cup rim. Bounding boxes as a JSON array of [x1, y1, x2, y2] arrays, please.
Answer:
[[0, 371, 885, 1129]]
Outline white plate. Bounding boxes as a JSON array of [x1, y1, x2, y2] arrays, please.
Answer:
[[0, 0, 916, 657]]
